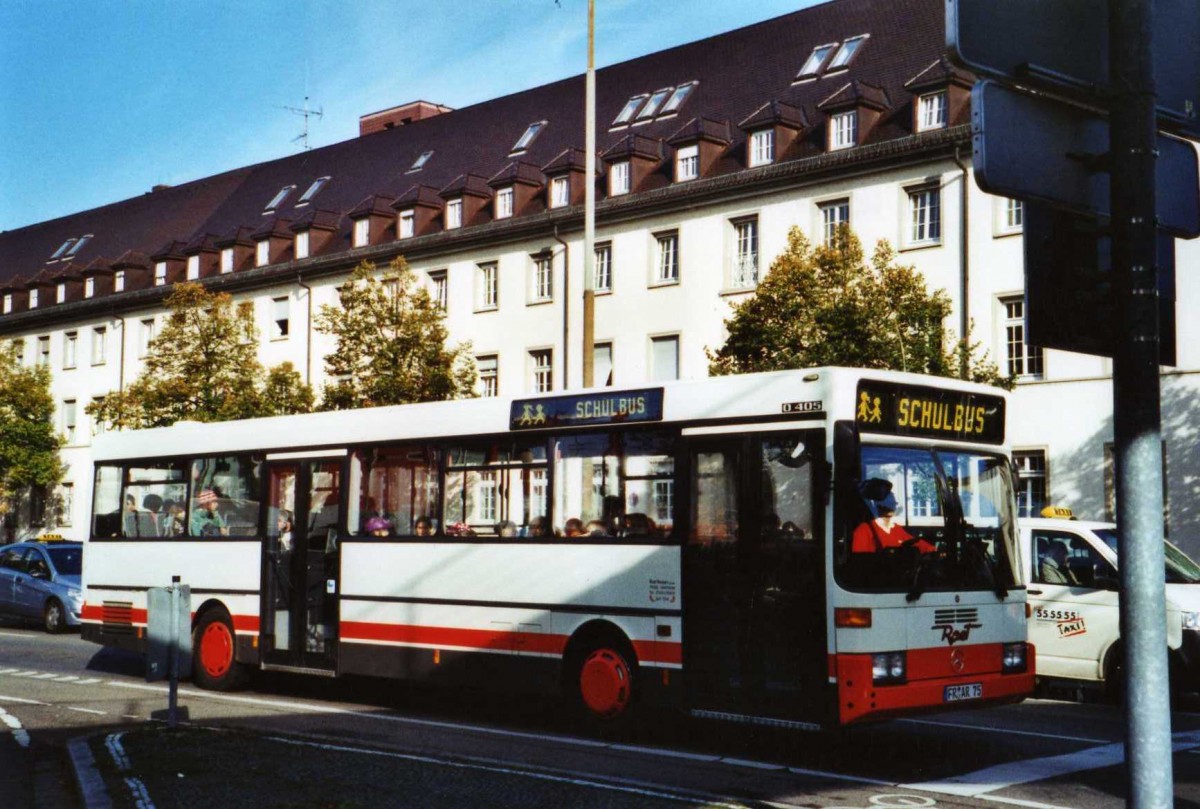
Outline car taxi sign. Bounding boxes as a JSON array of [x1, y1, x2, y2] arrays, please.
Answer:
[[1040, 505, 1075, 519]]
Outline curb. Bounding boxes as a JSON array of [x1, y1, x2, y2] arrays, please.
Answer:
[[67, 736, 112, 809]]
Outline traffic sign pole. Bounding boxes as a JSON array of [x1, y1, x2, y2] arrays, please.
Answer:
[[1108, 1, 1174, 806]]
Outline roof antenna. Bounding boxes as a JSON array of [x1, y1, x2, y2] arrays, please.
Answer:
[[280, 95, 323, 150]]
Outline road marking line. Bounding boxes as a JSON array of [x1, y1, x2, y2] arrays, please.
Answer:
[[31, 673, 59, 679], [0, 707, 30, 749], [898, 718, 1110, 745], [610, 745, 720, 762], [67, 706, 108, 716], [903, 729, 1200, 797], [0, 633, 30, 639], [53, 675, 80, 682], [123, 776, 156, 809], [0, 694, 48, 705], [0, 667, 21, 673], [722, 757, 787, 770], [973, 795, 1074, 809], [12, 671, 41, 677], [106, 732, 131, 771], [76, 678, 102, 684]]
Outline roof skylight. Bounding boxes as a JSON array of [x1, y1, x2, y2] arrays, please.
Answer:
[[796, 43, 838, 79], [297, 177, 330, 204], [65, 234, 92, 257], [49, 238, 76, 260], [408, 150, 434, 172], [660, 82, 697, 115], [828, 35, 868, 70], [635, 88, 672, 121], [511, 121, 547, 153], [613, 95, 648, 126], [264, 185, 296, 213]]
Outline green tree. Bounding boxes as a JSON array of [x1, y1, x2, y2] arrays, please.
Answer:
[[0, 342, 64, 516], [315, 259, 476, 410], [88, 283, 315, 429], [707, 227, 1011, 389]]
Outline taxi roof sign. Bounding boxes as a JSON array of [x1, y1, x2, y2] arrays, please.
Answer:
[[1040, 505, 1076, 519]]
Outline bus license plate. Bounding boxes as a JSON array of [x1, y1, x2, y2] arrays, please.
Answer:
[[943, 683, 982, 702]]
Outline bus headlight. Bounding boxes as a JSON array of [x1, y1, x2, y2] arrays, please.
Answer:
[[1182, 612, 1200, 631], [1002, 642, 1028, 674], [872, 651, 906, 685]]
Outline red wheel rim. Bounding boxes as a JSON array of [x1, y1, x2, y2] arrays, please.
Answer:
[[579, 649, 631, 718], [199, 621, 234, 678]]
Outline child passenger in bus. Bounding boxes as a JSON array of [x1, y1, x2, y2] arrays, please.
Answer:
[[365, 516, 391, 538]]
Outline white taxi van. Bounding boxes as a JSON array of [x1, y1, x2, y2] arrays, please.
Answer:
[[1021, 507, 1200, 698]]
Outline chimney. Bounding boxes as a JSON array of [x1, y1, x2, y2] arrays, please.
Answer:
[[359, 100, 452, 136]]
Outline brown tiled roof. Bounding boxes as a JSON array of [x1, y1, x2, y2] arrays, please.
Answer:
[[438, 174, 491, 199], [214, 226, 255, 248], [110, 250, 150, 270], [487, 161, 545, 188], [292, 209, 342, 231], [601, 134, 665, 162], [151, 240, 187, 261], [347, 196, 395, 219], [392, 184, 443, 209], [251, 218, 294, 240], [905, 56, 974, 92], [182, 233, 220, 254], [541, 148, 591, 174], [666, 117, 734, 147], [0, 274, 27, 293], [817, 80, 890, 112], [80, 257, 113, 277], [738, 100, 809, 131]]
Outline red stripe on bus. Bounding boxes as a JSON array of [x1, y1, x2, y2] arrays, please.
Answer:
[[81, 604, 259, 633]]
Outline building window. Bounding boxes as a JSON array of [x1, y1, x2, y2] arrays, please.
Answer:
[[749, 129, 775, 167], [731, 218, 758, 288], [477, 354, 498, 397], [610, 161, 631, 196], [139, 318, 155, 358], [50, 238, 76, 260], [256, 240, 270, 267], [661, 82, 697, 115], [297, 176, 330, 204], [353, 218, 370, 247], [2, 294, 10, 313], [918, 91, 948, 131], [796, 43, 837, 79], [1013, 450, 1047, 519], [84, 277, 95, 298], [550, 176, 570, 208], [908, 187, 941, 245], [445, 199, 463, 230], [92, 326, 107, 365], [29, 288, 39, 308], [1003, 297, 1044, 379], [10, 339, 23, 365], [155, 262, 167, 285], [675, 144, 699, 182], [271, 296, 290, 340], [428, 271, 448, 311], [820, 199, 851, 247], [593, 342, 613, 387], [477, 261, 498, 310], [220, 248, 234, 273], [511, 121, 546, 153], [495, 187, 514, 219], [398, 209, 415, 238], [651, 335, 679, 381], [63, 332, 77, 369], [828, 34, 868, 70], [295, 230, 310, 259], [409, 151, 434, 172], [613, 94, 648, 127], [264, 185, 295, 212], [186, 255, 200, 280], [654, 231, 679, 284], [531, 254, 553, 302], [530, 349, 553, 393], [997, 198, 1024, 236], [62, 400, 77, 444], [594, 242, 612, 293], [114, 270, 125, 292], [830, 111, 857, 150], [635, 88, 672, 122], [57, 483, 73, 527], [90, 397, 106, 435], [37, 335, 49, 366]]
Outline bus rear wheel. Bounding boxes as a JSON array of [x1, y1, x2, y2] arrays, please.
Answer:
[[573, 644, 635, 729], [192, 610, 247, 691]]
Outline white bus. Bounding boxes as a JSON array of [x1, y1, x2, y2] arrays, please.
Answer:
[[82, 367, 1032, 729]]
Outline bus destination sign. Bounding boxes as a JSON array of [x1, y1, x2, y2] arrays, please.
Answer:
[[510, 388, 665, 431], [855, 380, 1005, 444]]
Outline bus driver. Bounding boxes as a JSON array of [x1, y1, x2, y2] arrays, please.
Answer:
[[852, 490, 933, 554]]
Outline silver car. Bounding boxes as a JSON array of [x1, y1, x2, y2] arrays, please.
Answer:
[[0, 541, 83, 633]]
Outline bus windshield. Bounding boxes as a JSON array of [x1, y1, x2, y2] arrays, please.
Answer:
[[836, 444, 1021, 596], [1094, 528, 1200, 584]]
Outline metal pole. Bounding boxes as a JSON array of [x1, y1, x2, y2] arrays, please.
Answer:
[[582, 0, 596, 388], [1108, 1, 1174, 806], [168, 574, 180, 729]]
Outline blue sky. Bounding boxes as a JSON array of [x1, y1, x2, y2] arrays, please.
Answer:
[[0, 1, 819, 232]]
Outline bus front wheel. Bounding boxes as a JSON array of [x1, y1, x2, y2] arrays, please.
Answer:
[[192, 610, 247, 691]]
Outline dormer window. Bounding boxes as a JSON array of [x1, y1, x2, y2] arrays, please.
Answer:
[[220, 248, 234, 274], [50, 238, 76, 261], [445, 198, 463, 229], [613, 94, 648, 127], [495, 187, 514, 219], [610, 161, 631, 196], [635, 88, 672, 122], [408, 151, 434, 172], [264, 185, 296, 213], [2, 294, 10, 314], [511, 121, 546, 154], [830, 111, 857, 150], [353, 219, 370, 247], [917, 91, 948, 131], [675, 144, 699, 182], [296, 176, 330, 205], [550, 176, 570, 208], [256, 240, 270, 267], [186, 255, 200, 280], [295, 230, 311, 259], [749, 129, 775, 167], [154, 262, 167, 286], [114, 271, 126, 292], [29, 288, 39, 308], [398, 210, 415, 238], [85, 277, 95, 298], [796, 43, 837, 80], [661, 82, 697, 116], [56, 283, 65, 303], [66, 235, 91, 257], [827, 35, 868, 71]]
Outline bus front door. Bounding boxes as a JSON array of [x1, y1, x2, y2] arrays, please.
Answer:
[[684, 434, 826, 725], [262, 460, 342, 672]]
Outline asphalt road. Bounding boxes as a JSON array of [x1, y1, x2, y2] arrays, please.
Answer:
[[1, 618, 1198, 809]]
